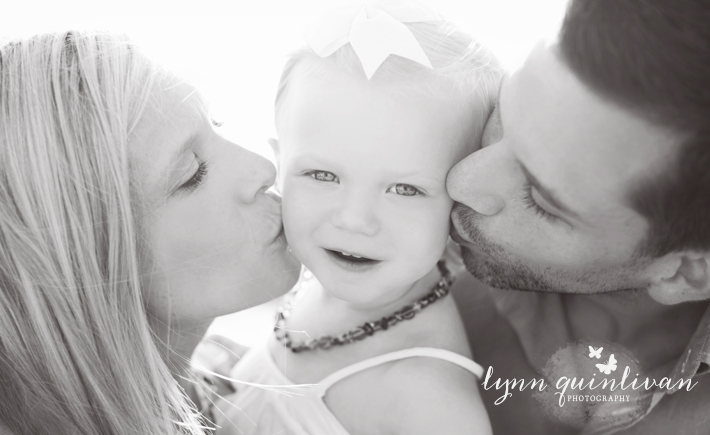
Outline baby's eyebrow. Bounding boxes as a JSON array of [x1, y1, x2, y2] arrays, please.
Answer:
[[291, 152, 331, 165], [395, 173, 443, 185]]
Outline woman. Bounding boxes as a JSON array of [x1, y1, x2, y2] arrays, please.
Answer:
[[0, 31, 299, 434]]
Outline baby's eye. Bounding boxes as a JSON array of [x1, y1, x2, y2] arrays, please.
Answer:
[[387, 183, 422, 196], [307, 170, 339, 183]]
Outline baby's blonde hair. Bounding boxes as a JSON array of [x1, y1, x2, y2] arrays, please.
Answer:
[[0, 31, 205, 434], [275, 17, 503, 137]]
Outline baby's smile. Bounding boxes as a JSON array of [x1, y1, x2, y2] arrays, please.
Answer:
[[323, 247, 382, 271]]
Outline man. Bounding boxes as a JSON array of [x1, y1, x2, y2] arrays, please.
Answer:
[[447, 0, 710, 433]]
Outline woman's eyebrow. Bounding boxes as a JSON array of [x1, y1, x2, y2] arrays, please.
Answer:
[[167, 132, 198, 171]]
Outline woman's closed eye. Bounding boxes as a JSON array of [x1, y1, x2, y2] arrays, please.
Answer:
[[305, 170, 339, 183], [387, 183, 423, 197], [180, 160, 209, 192]]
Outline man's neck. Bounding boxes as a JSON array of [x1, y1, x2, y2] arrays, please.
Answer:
[[564, 291, 708, 371]]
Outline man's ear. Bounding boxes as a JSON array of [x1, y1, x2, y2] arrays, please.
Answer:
[[648, 252, 710, 305]]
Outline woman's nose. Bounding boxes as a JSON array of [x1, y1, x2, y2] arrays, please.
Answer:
[[231, 145, 277, 203], [331, 191, 380, 237], [446, 146, 506, 216]]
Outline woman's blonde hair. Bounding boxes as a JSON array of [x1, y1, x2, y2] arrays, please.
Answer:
[[275, 18, 503, 130], [0, 31, 206, 434]]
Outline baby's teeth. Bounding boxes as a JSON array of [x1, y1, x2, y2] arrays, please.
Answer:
[[338, 250, 364, 259]]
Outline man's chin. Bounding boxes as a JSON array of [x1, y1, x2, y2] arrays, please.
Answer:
[[461, 246, 550, 292], [460, 246, 649, 295]]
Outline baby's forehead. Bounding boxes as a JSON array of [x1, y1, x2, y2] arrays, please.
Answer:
[[278, 60, 489, 156], [281, 57, 490, 114]]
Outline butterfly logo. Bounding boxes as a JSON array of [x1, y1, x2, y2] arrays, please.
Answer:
[[588, 346, 603, 359], [596, 354, 618, 375]]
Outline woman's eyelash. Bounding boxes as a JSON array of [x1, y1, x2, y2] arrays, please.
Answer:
[[181, 161, 209, 192], [522, 183, 557, 223], [211, 118, 224, 128]]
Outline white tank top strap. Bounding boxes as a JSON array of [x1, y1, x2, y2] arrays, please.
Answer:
[[313, 347, 484, 398]]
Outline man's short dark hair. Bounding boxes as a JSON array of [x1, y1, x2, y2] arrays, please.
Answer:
[[559, 0, 710, 257]]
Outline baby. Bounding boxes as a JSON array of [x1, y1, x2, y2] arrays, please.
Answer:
[[216, 2, 501, 434]]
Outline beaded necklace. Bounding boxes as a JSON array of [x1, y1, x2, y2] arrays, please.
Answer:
[[274, 261, 454, 353]]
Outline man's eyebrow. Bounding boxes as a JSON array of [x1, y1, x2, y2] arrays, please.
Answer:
[[519, 162, 581, 219]]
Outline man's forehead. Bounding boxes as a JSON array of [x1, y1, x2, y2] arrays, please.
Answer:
[[500, 42, 679, 215]]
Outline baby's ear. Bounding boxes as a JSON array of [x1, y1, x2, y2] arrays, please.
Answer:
[[648, 252, 710, 305]]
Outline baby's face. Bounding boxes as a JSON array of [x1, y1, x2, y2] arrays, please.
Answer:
[[277, 69, 476, 305]]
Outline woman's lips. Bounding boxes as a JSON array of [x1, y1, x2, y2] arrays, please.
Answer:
[[261, 192, 287, 246], [271, 224, 287, 245], [265, 189, 282, 203]]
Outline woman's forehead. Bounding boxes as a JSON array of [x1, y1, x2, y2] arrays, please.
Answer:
[[130, 80, 208, 201]]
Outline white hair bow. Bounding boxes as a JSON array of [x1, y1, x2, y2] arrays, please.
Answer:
[[304, 0, 440, 80]]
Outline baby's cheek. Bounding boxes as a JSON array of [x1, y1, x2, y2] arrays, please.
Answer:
[[281, 189, 305, 234], [281, 187, 324, 251], [400, 199, 452, 258], [427, 198, 456, 251]]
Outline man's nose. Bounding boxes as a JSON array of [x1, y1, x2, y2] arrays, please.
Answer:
[[446, 146, 505, 216]]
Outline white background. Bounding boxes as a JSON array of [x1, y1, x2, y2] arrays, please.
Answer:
[[3, 0, 566, 160], [3, 0, 567, 344]]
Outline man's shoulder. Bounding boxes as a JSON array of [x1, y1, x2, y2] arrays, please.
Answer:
[[615, 373, 710, 435]]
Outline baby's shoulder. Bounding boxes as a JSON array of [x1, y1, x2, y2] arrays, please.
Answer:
[[382, 353, 481, 402], [376, 353, 492, 435]]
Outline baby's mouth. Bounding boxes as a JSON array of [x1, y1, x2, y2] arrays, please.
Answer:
[[325, 249, 379, 265]]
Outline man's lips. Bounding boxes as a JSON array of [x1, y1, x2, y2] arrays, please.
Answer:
[[450, 217, 474, 247], [449, 226, 469, 246]]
